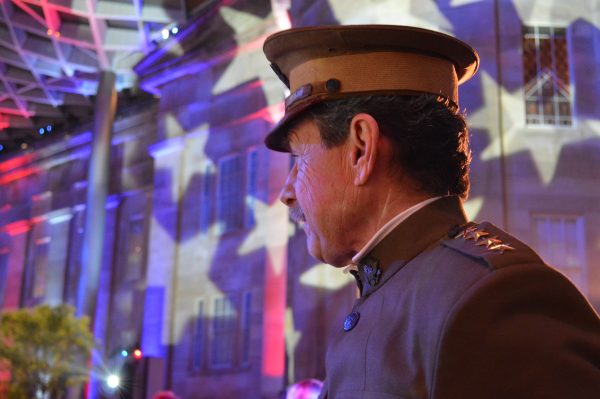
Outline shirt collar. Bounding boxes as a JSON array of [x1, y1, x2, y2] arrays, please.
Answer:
[[350, 196, 443, 265]]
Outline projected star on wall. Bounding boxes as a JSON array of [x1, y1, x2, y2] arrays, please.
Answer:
[[472, 71, 600, 185], [284, 307, 302, 383], [238, 198, 291, 275], [463, 195, 484, 221], [513, 0, 591, 26], [299, 262, 354, 291], [212, 6, 286, 117], [328, 0, 452, 31]]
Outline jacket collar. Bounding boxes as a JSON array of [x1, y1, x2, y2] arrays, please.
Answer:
[[354, 196, 469, 297]]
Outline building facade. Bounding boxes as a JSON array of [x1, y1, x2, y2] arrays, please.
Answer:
[[0, 1, 599, 398]]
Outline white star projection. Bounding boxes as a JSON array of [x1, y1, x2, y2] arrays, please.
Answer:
[[284, 307, 302, 383], [328, 0, 453, 32], [463, 195, 485, 221], [239, 197, 290, 276], [450, 0, 483, 6], [147, 118, 224, 350], [514, 0, 596, 26], [299, 262, 355, 291], [473, 71, 600, 185], [212, 5, 287, 121]]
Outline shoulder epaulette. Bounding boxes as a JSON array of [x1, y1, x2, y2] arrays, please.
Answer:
[[441, 222, 544, 271]]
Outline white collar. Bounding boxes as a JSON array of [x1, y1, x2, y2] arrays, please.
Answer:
[[350, 196, 443, 266]]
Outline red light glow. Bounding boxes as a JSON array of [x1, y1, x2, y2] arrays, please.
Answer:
[[133, 349, 142, 359]]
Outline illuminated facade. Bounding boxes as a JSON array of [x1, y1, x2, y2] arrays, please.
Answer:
[[0, 1, 599, 398]]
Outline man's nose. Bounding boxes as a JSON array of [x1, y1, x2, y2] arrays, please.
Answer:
[[279, 168, 296, 207]]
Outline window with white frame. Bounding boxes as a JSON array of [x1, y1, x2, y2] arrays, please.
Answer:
[[522, 26, 572, 126], [245, 149, 259, 228], [192, 299, 205, 370], [217, 155, 244, 234], [532, 215, 587, 294], [200, 164, 214, 232], [211, 296, 237, 368]]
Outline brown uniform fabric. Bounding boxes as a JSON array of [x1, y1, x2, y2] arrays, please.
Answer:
[[320, 196, 600, 399]]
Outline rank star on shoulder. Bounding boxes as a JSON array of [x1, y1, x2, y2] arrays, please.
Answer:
[[475, 237, 502, 247], [467, 229, 490, 241], [488, 243, 515, 254], [457, 226, 490, 241]]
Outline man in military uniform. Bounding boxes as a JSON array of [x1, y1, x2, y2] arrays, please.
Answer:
[[262, 25, 600, 398]]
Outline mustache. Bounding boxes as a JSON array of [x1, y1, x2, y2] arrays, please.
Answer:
[[289, 207, 306, 224]]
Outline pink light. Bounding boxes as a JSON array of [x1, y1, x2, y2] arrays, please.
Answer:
[[223, 102, 285, 128], [0, 166, 38, 185], [5, 221, 30, 236], [261, 246, 287, 377], [0, 153, 34, 173]]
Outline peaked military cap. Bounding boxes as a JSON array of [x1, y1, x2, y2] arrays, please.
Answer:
[[263, 25, 479, 152]]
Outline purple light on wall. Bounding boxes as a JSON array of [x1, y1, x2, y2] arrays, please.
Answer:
[[141, 286, 165, 357]]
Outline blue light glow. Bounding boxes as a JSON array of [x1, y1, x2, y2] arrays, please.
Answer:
[[46, 125, 52, 132], [39, 128, 45, 135], [121, 350, 128, 357], [171, 26, 179, 35], [0, 144, 3, 151]]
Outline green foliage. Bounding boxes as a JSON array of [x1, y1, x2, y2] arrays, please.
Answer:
[[0, 304, 95, 399]]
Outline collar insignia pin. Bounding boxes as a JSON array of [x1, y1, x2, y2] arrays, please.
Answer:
[[362, 259, 382, 286]]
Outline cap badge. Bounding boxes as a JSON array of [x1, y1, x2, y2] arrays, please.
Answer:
[[285, 84, 312, 110]]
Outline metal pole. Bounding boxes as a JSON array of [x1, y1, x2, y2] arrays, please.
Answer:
[[77, 70, 117, 320]]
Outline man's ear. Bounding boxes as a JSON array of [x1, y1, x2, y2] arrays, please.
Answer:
[[348, 113, 380, 186]]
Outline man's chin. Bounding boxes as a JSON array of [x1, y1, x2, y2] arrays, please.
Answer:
[[305, 234, 323, 262], [305, 235, 349, 268]]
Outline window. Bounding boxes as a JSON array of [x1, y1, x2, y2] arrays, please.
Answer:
[[200, 164, 214, 232], [211, 296, 236, 368], [0, 251, 8, 309], [64, 210, 85, 307], [240, 292, 252, 364], [217, 155, 244, 234], [522, 26, 572, 126], [24, 236, 50, 305], [124, 217, 145, 282], [192, 300, 205, 370], [245, 149, 259, 228], [532, 215, 586, 293]]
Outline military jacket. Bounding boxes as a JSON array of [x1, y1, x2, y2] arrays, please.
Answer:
[[319, 196, 600, 399]]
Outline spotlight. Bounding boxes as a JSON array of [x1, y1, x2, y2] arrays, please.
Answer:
[[171, 26, 179, 35], [106, 374, 120, 389], [46, 125, 53, 132], [121, 350, 128, 357], [133, 349, 142, 360], [39, 127, 45, 135], [161, 28, 170, 40]]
